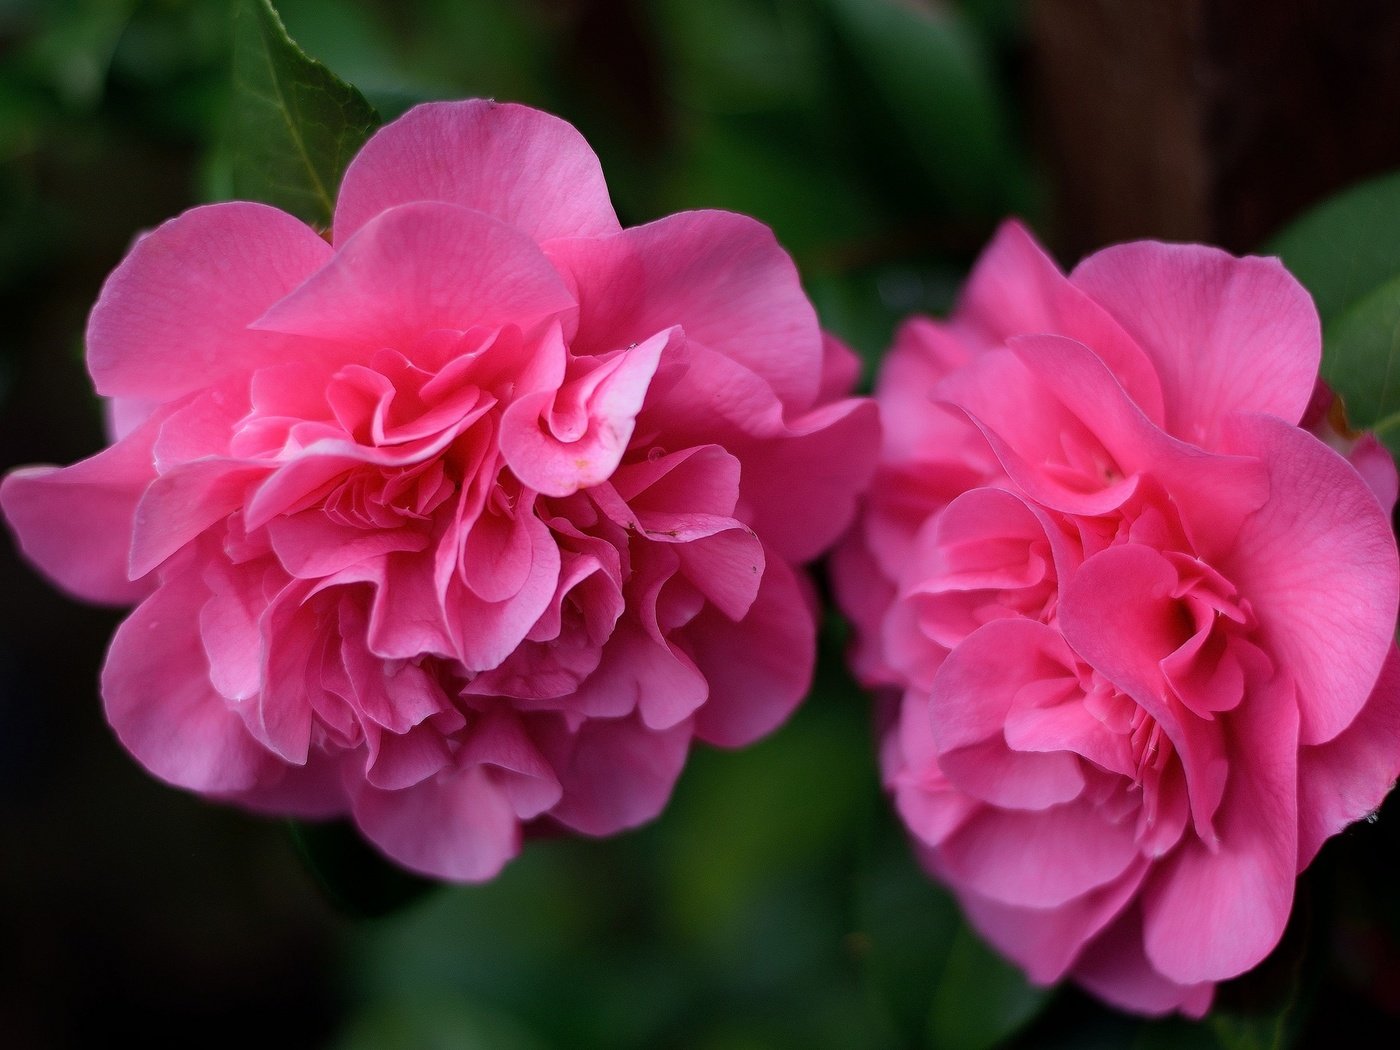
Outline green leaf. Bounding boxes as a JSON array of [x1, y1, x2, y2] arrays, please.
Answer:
[[1267, 169, 1400, 454], [1318, 273, 1400, 452], [927, 924, 1051, 1050], [855, 844, 1051, 1050], [229, 0, 380, 229], [288, 819, 437, 918], [1268, 170, 1400, 327]]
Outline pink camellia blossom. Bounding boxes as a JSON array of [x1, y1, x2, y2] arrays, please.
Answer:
[[1, 100, 878, 882], [834, 220, 1400, 1016]]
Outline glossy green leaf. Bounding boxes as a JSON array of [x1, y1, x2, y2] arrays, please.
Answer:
[[229, 0, 379, 229], [273, 0, 429, 118], [1318, 273, 1400, 452], [1268, 170, 1400, 327], [1267, 169, 1400, 453]]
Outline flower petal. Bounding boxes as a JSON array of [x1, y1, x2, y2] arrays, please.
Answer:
[[1297, 644, 1400, 868], [734, 395, 881, 563], [1060, 544, 1230, 841], [103, 557, 271, 793], [540, 713, 693, 836], [955, 858, 1150, 984], [350, 764, 521, 882], [958, 219, 1166, 421], [1140, 677, 1298, 984], [688, 554, 815, 747], [1072, 904, 1215, 1018], [252, 201, 577, 349], [938, 797, 1141, 909], [549, 210, 824, 412], [1071, 240, 1320, 446], [334, 100, 620, 245], [500, 327, 674, 497], [1220, 414, 1400, 744], [1, 413, 162, 605], [87, 202, 332, 401]]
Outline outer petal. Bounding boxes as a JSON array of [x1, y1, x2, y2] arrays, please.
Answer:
[[548, 211, 824, 412], [734, 396, 880, 564], [219, 753, 350, 819], [541, 713, 693, 836], [938, 797, 1140, 909], [349, 764, 521, 882], [87, 202, 332, 401], [1348, 434, 1400, 511], [129, 461, 270, 578], [954, 858, 1149, 984], [885, 694, 979, 848], [957, 219, 1165, 422], [1, 412, 163, 605], [688, 555, 815, 748], [1071, 241, 1320, 446], [333, 100, 620, 245], [1297, 644, 1400, 867], [1220, 415, 1400, 744], [102, 558, 272, 793], [252, 202, 577, 350], [817, 332, 862, 403], [874, 316, 990, 466], [1072, 904, 1215, 1018], [829, 530, 902, 687]]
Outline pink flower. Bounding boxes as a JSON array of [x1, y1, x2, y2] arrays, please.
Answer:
[[834, 220, 1400, 1016], [1, 100, 878, 881]]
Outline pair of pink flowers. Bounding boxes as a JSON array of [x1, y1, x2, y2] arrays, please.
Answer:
[[4, 100, 1398, 1018]]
